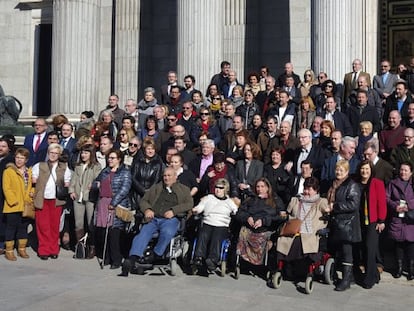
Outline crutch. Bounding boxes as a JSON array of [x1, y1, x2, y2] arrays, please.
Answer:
[[98, 211, 113, 269]]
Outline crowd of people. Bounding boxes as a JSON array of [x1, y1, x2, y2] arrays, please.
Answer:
[[1, 58, 414, 292]]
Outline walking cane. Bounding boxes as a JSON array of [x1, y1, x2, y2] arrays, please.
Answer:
[[98, 211, 112, 269]]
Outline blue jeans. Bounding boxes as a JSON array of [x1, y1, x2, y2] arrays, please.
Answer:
[[129, 217, 180, 257]]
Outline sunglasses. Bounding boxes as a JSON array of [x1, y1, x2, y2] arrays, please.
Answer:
[[129, 143, 138, 147], [200, 113, 209, 116], [167, 118, 176, 122], [215, 185, 225, 189], [326, 85, 333, 87]]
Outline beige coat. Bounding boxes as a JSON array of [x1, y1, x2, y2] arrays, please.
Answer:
[[277, 197, 329, 255]]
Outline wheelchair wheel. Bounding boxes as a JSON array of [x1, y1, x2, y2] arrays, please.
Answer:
[[305, 276, 314, 294], [272, 271, 282, 289], [324, 258, 335, 285], [170, 259, 178, 276], [220, 261, 227, 277]]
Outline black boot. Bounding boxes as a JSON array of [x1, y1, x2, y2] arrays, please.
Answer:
[[335, 264, 352, 291], [118, 256, 139, 277], [394, 259, 403, 278], [408, 260, 414, 281]]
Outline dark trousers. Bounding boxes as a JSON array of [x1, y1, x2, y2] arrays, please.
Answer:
[[339, 242, 353, 265], [108, 227, 122, 266], [5, 212, 29, 241], [194, 223, 228, 265], [361, 223, 379, 286], [395, 241, 414, 261]]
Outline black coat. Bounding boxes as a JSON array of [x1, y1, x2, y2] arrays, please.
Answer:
[[329, 178, 362, 243]]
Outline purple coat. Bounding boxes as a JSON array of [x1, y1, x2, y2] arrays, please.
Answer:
[[386, 177, 414, 242]]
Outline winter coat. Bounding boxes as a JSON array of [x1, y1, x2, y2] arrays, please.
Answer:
[[329, 177, 362, 243], [94, 164, 131, 208], [386, 177, 414, 242], [235, 196, 280, 233], [130, 154, 163, 198], [2, 164, 33, 213], [139, 181, 193, 217], [277, 196, 329, 255], [69, 162, 102, 202]]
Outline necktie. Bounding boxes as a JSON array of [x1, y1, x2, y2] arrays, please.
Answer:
[[352, 72, 357, 88], [34, 134, 41, 152], [61, 139, 67, 148]]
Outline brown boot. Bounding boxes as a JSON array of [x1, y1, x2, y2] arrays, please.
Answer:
[[5, 241, 17, 261], [17, 239, 30, 259], [88, 245, 96, 259]]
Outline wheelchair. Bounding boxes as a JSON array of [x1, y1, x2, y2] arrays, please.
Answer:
[[270, 228, 335, 294], [130, 215, 188, 276], [234, 228, 276, 280], [189, 237, 231, 277]]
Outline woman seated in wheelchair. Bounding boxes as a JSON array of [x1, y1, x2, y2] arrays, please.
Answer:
[[235, 178, 285, 269], [192, 178, 239, 272], [276, 177, 330, 270]]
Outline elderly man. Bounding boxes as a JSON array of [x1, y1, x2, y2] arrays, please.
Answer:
[[99, 94, 126, 130], [363, 138, 393, 185], [120, 167, 193, 276], [255, 76, 277, 117], [389, 127, 414, 171], [320, 136, 359, 194], [189, 139, 215, 182], [276, 62, 301, 87], [379, 110, 406, 161], [343, 58, 371, 102], [24, 118, 49, 166]]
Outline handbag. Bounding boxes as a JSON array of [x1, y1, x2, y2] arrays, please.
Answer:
[[74, 233, 90, 259], [56, 185, 69, 201], [22, 201, 35, 219], [115, 205, 136, 223], [280, 202, 314, 237]]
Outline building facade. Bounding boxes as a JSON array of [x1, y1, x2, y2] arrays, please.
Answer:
[[0, 0, 412, 119]]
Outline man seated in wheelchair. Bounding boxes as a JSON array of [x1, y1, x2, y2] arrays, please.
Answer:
[[192, 178, 239, 272], [120, 167, 193, 276], [276, 177, 330, 274], [235, 178, 285, 268]]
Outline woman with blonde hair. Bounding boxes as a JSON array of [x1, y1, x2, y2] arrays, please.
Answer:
[[3, 148, 33, 260], [298, 69, 318, 97], [296, 96, 316, 133]]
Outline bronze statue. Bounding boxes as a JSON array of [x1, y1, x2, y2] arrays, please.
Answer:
[[0, 84, 22, 126]]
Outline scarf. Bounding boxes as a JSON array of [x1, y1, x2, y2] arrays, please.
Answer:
[[327, 177, 347, 204], [208, 165, 228, 194], [137, 98, 158, 110]]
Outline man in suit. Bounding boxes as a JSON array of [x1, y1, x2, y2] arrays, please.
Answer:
[[24, 117, 49, 166], [363, 138, 393, 185], [210, 61, 231, 94], [283, 76, 301, 105], [60, 123, 77, 169], [383, 80, 412, 125], [320, 136, 359, 195], [343, 58, 371, 102], [346, 90, 381, 136], [319, 96, 353, 136], [373, 60, 399, 100], [255, 76, 277, 117], [286, 128, 326, 179], [160, 71, 182, 105], [189, 139, 215, 182], [276, 62, 301, 88], [292, 160, 313, 196], [222, 70, 243, 99]]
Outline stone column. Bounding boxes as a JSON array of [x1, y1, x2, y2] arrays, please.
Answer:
[[52, 0, 100, 116], [312, 0, 378, 83], [177, 0, 224, 94], [114, 0, 140, 102], [223, 0, 246, 85]]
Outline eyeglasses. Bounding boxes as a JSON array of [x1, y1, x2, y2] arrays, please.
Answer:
[[326, 85, 333, 88], [108, 156, 118, 160], [245, 94, 253, 97], [215, 185, 225, 189], [129, 143, 138, 147], [213, 97, 221, 100], [200, 113, 209, 116], [167, 118, 176, 122], [404, 136, 414, 139], [120, 133, 127, 136]]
